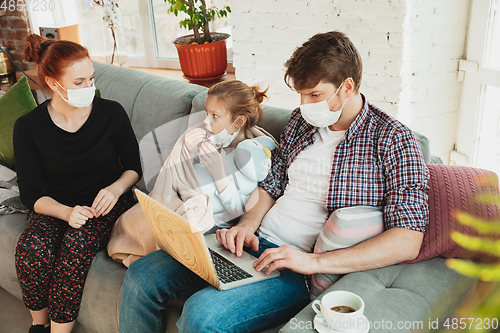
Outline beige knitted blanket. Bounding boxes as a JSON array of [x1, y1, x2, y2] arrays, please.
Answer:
[[107, 123, 276, 267]]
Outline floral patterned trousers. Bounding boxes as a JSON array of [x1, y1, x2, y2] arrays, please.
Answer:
[[15, 191, 135, 323]]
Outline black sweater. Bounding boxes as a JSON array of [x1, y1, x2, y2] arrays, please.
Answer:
[[13, 97, 143, 210]]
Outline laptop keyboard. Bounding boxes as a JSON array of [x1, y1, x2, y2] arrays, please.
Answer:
[[209, 248, 253, 284]]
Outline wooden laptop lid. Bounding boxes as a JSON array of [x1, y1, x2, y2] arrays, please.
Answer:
[[134, 189, 221, 290]]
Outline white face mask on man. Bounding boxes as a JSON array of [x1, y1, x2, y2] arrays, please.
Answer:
[[208, 116, 241, 149], [300, 82, 348, 128], [56, 81, 96, 108]]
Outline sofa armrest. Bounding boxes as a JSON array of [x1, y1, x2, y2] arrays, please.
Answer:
[[279, 258, 477, 333]]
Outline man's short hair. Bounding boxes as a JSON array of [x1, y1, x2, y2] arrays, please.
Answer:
[[284, 31, 363, 92]]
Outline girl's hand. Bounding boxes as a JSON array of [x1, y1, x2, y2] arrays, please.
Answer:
[[68, 205, 95, 228], [92, 185, 121, 217], [185, 128, 207, 155], [199, 142, 227, 181]]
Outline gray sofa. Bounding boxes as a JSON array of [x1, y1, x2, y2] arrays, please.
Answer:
[[0, 61, 477, 333]]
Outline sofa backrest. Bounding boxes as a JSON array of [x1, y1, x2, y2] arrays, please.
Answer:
[[93, 61, 207, 141], [93, 61, 434, 190]]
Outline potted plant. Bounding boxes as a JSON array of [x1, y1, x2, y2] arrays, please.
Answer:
[[164, 0, 231, 79]]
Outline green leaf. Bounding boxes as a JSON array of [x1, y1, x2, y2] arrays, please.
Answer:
[[454, 211, 500, 235], [174, 0, 181, 11], [471, 285, 500, 322], [447, 258, 500, 281], [179, 18, 191, 30], [450, 231, 500, 256], [477, 194, 500, 206], [162, 0, 231, 32], [446, 258, 487, 278]]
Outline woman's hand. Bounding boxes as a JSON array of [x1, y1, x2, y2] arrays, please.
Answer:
[[92, 185, 122, 217], [199, 142, 226, 181], [68, 205, 95, 228], [185, 128, 207, 155]]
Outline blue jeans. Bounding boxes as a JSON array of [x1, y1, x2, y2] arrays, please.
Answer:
[[119, 237, 310, 333]]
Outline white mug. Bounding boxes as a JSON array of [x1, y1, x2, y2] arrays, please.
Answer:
[[311, 291, 365, 332]]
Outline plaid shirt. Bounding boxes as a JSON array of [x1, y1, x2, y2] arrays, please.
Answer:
[[259, 97, 429, 232]]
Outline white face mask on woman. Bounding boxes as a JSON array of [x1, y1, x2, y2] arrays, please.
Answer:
[[209, 116, 241, 149], [300, 82, 348, 128], [56, 81, 96, 108]]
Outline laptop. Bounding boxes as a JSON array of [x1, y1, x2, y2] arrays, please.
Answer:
[[134, 189, 280, 291]]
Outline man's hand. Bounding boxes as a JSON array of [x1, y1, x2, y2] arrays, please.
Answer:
[[68, 205, 95, 228], [253, 245, 319, 275], [216, 226, 259, 257]]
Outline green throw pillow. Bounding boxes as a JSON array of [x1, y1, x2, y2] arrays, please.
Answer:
[[0, 75, 37, 169]]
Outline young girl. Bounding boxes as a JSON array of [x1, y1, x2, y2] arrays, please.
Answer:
[[107, 80, 274, 265], [14, 34, 142, 333], [185, 80, 272, 229]]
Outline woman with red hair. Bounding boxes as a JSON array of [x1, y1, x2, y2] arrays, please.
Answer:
[[13, 34, 142, 333]]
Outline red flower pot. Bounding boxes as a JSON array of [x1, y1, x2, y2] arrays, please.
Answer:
[[174, 33, 229, 79]]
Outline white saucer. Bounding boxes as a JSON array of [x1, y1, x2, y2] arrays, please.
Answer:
[[313, 314, 370, 333]]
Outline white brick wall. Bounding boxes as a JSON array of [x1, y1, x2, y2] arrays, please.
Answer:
[[399, 0, 470, 163], [232, 0, 471, 163], [232, 0, 406, 113]]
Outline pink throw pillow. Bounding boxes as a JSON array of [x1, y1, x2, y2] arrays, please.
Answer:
[[401, 164, 500, 264]]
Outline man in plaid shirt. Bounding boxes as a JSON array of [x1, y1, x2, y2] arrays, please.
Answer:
[[217, 31, 429, 277]]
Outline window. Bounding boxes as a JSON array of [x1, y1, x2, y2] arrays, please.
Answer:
[[27, 0, 78, 37], [76, 0, 232, 69], [455, 0, 500, 176], [28, 1, 232, 69]]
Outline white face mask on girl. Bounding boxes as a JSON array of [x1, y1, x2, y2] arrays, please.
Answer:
[[56, 81, 96, 108], [300, 82, 348, 128], [209, 116, 241, 149]]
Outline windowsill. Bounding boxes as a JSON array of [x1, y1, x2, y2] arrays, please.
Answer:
[[131, 67, 236, 88], [90, 56, 235, 88]]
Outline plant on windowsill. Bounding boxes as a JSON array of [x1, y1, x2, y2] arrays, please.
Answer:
[[93, 0, 126, 66], [164, 0, 231, 80]]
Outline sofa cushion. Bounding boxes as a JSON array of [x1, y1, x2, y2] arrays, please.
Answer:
[[191, 90, 207, 114], [130, 77, 206, 141], [0, 213, 27, 298], [413, 132, 430, 164], [0, 76, 37, 169], [402, 164, 500, 264], [93, 61, 153, 119], [74, 251, 127, 333], [260, 106, 293, 144]]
